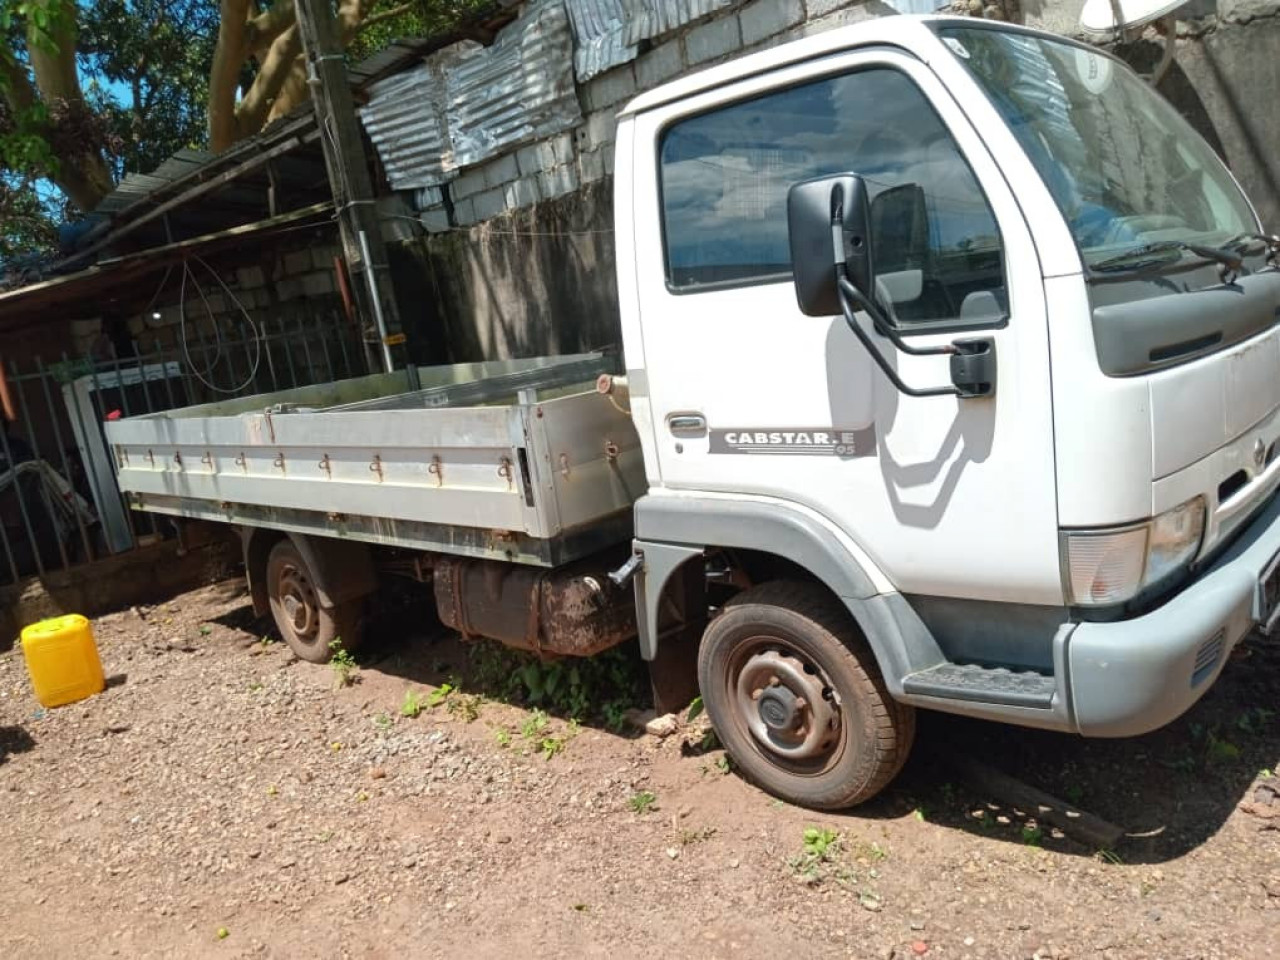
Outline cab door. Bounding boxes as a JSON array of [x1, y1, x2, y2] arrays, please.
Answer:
[[628, 48, 1061, 605]]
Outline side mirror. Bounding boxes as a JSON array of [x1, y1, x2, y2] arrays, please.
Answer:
[[786, 173, 998, 399], [787, 173, 872, 317], [869, 183, 929, 277]]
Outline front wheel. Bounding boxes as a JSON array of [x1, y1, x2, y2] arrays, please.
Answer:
[[698, 581, 914, 809], [265, 539, 363, 663]]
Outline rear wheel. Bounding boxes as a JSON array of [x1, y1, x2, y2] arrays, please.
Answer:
[[698, 581, 914, 809], [265, 540, 362, 663]]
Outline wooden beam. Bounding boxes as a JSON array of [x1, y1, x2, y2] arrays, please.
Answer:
[[65, 130, 322, 268], [945, 753, 1126, 851]]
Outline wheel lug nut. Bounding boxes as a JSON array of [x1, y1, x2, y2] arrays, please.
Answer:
[[794, 697, 807, 709], [768, 676, 780, 687], [751, 688, 763, 700]]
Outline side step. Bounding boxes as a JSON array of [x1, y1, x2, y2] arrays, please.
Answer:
[[902, 662, 1055, 709]]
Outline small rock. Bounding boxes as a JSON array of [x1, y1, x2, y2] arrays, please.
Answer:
[[665, 847, 680, 860], [333, 873, 349, 885], [910, 921, 925, 931], [963, 937, 976, 947], [911, 942, 929, 957], [369, 767, 387, 780], [646, 714, 680, 738]]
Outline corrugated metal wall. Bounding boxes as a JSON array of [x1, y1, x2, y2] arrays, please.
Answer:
[[447, 1, 582, 167], [622, 0, 739, 46], [361, 0, 582, 191], [566, 0, 636, 81], [360, 65, 454, 191], [360, 0, 755, 192]]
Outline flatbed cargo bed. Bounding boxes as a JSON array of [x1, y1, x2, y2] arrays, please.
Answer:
[[104, 354, 643, 566]]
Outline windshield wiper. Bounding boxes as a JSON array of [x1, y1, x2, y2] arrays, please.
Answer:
[[1225, 232, 1280, 268], [1090, 240, 1244, 276]]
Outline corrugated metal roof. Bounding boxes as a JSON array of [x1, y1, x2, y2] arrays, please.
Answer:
[[446, 0, 582, 168], [566, 0, 638, 81], [360, 65, 456, 191], [624, 0, 739, 45]]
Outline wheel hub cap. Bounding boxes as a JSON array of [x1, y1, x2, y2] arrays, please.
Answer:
[[758, 685, 799, 731], [277, 566, 318, 639], [734, 648, 839, 761]]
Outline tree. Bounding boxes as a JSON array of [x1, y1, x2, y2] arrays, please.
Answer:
[[0, 1, 480, 262], [1, 1, 116, 214], [207, 1, 482, 153]]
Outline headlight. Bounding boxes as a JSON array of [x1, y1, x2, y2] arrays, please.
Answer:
[[1063, 497, 1205, 606]]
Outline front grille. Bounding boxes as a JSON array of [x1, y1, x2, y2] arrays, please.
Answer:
[[1191, 630, 1225, 687]]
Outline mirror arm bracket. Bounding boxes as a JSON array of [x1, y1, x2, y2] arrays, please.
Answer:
[[837, 275, 996, 399]]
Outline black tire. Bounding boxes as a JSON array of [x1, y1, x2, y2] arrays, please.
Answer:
[[698, 581, 914, 810], [265, 540, 363, 663]]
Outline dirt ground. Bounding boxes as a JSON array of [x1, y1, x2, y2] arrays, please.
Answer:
[[1, 575, 1278, 960]]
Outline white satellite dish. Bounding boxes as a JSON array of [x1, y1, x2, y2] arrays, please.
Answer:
[[1080, 0, 1190, 34], [1079, 0, 1192, 84]]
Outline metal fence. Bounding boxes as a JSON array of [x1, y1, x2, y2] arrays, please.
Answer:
[[0, 307, 370, 586]]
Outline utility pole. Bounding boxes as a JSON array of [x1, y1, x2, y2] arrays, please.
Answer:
[[294, 0, 418, 384]]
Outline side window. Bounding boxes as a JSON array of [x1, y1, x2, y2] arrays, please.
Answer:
[[659, 67, 1007, 326]]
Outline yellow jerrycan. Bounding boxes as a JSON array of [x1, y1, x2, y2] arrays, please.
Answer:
[[20, 614, 105, 708]]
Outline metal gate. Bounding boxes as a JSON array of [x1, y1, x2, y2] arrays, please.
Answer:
[[0, 307, 368, 585]]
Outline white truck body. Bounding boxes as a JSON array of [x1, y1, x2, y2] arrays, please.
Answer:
[[107, 16, 1280, 807]]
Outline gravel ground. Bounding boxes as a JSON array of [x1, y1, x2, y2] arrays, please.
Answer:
[[1, 576, 1277, 959]]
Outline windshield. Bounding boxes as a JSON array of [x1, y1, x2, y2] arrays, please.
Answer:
[[938, 26, 1256, 269]]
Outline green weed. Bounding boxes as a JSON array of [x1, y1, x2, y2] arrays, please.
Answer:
[[373, 712, 392, 731], [790, 826, 842, 883], [628, 790, 657, 815], [467, 641, 647, 724], [328, 640, 357, 688], [426, 681, 454, 708], [447, 693, 483, 723], [401, 689, 425, 718]]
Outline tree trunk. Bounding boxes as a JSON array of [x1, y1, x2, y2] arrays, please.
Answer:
[[209, 0, 254, 153], [26, 0, 114, 211]]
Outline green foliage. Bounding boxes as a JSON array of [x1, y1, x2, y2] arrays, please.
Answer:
[[789, 826, 842, 883], [467, 640, 648, 725], [328, 639, 357, 688], [446, 693, 482, 723], [685, 695, 704, 722], [516, 708, 576, 759], [78, 0, 218, 177], [426, 681, 454, 708], [802, 826, 840, 859], [345, 0, 493, 63], [401, 689, 425, 718], [627, 790, 657, 815]]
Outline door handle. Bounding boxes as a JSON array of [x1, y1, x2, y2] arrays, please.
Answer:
[[667, 413, 707, 436]]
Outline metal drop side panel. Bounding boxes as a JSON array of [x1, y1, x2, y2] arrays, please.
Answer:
[[104, 355, 644, 565]]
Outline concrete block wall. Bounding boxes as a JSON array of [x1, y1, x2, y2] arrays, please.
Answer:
[[98, 230, 359, 391], [416, 0, 881, 232]]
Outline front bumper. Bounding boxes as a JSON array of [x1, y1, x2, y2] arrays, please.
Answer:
[[1066, 490, 1280, 736]]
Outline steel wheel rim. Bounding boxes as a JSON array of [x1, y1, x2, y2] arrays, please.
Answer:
[[724, 635, 844, 775], [276, 561, 320, 646]]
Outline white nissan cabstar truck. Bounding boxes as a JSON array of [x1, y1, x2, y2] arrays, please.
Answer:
[[107, 16, 1280, 810]]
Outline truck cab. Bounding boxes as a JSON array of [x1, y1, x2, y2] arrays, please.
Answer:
[[620, 16, 1280, 807]]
